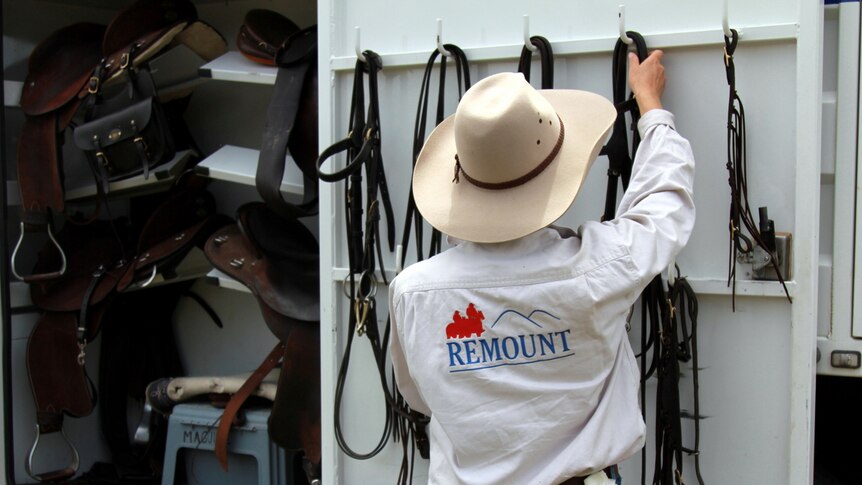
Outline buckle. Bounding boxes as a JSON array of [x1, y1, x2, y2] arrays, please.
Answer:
[[11, 221, 67, 282]]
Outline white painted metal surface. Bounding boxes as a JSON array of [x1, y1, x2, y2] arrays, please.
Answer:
[[0, 0, 834, 484], [317, 0, 816, 484]]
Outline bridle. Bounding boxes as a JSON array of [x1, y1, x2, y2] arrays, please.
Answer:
[[318, 49, 396, 460], [599, 33, 706, 485], [724, 29, 791, 308]]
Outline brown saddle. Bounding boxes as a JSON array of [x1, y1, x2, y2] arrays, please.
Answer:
[[25, 173, 223, 482], [237, 9, 300, 66], [203, 202, 321, 483], [13, 0, 226, 283]]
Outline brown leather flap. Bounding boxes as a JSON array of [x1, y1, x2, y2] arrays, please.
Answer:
[[237, 9, 300, 65], [27, 313, 96, 418], [20, 22, 105, 116], [205, 203, 320, 322], [270, 321, 321, 464], [29, 220, 128, 312]]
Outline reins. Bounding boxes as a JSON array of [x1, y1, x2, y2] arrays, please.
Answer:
[[399, 44, 470, 270], [598, 33, 706, 485], [518, 35, 554, 89], [723, 29, 791, 308]]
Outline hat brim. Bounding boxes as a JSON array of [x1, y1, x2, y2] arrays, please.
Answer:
[[413, 89, 617, 243]]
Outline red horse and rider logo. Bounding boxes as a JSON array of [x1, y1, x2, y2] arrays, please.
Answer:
[[445, 303, 486, 339]]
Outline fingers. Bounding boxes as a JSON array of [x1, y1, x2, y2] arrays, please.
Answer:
[[628, 49, 665, 114], [629, 49, 664, 68]]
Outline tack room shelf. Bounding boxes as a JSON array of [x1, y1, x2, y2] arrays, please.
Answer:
[[199, 51, 278, 86], [194, 144, 304, 194]]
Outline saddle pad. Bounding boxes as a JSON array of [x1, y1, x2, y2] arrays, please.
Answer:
[[146, 371, 279, 415]]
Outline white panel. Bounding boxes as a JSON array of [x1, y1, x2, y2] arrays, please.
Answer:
[[320, 1, 812, 484], [331, 0, 797, 63]]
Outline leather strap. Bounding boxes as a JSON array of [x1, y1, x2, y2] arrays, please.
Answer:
[[13, 112, 69, 282], [214, 341, 285, 471], [319, 50, 401, 463], [600, 31, 647, 222], [256, 26, 319, 219], [399, 43, 471, 269], [723, 29, 791, 307], [518, 35, 554, 89]]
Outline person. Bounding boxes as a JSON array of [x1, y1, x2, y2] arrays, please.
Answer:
[[388, 50, 695, 485]]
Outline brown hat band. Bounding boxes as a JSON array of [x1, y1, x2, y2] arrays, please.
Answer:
[[453, 116, 565, 190]]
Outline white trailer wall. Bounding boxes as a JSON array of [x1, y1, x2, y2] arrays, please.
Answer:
[[0, 0, 827, 484], [317, 1, 820, 484]]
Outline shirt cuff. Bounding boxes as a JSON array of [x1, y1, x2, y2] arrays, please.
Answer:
[[637, 108, 676, 137]]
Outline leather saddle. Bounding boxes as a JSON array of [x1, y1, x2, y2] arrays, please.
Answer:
[[12, 0, 226, 283], [24, 173, 224, 482], [203, 202, 322, 484]]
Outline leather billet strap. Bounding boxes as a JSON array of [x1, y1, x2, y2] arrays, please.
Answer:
[[215, 341, 285, 471], [256, 25, 320, 220], [600, 31, 647, 222], [518, 35, 554, 89], [13, 113, 69, 282], [723, 29, 791, 307], [400, 43, 471, 270]]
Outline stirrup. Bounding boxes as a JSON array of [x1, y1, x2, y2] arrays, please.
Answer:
[[11, 221, 67, 282], [25, 423, 80, 482]]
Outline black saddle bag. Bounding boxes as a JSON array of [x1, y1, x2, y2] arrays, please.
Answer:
[[73, 66, 175, 192]]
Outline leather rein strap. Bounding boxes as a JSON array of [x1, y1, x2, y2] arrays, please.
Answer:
[[395, 43, 472, 482], [723, 30, 791, 309], [601, 31, 647, 222], [317, 50, 399, 461], [214, 341, 285, 470], [399, 43, 470, 270], [598, 34, 705, 485], [518, 35, 554, 89]]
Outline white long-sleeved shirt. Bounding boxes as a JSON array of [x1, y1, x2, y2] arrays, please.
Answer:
[[389, 109, 695, 485]]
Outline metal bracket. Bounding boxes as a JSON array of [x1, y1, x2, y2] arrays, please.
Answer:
[[737, 233, 792, 281]]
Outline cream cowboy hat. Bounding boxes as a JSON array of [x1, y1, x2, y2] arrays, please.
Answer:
[[413, 72, 616, 243]]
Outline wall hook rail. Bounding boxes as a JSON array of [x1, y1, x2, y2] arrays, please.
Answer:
[[355, 26, 367, 62], [437, 18, 452, 57], [523, 15, 539, 52], [722, 0, 742, 38], [619, 5, 633, 45]]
